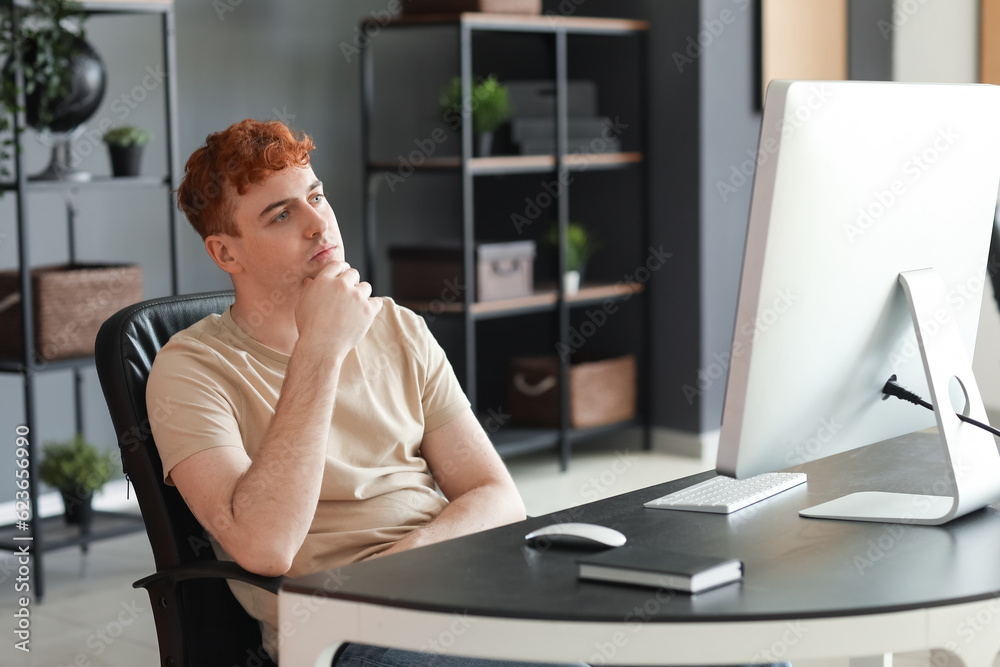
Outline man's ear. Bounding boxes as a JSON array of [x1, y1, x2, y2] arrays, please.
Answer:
[[205, 235, 243, 275]]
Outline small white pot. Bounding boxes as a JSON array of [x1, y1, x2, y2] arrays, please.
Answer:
[[563, 270, 581, 295]]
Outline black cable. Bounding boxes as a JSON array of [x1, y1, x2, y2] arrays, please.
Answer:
[[881, 375, 1000, 438]]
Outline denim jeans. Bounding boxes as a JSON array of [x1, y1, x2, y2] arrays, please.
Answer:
[[332, 642, 791, 667], [332, 643, 586, 666]]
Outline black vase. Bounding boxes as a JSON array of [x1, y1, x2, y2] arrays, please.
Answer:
[[61, 489, 94, 527], [22, 35, 107, 133], [108, 144, 144, 177]]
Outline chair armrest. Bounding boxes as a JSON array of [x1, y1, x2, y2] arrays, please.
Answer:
[[134, 561, 284, 595]]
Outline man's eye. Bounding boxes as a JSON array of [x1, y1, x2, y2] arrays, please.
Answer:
[[274, 211, 289, 223], [312, 194, 324, 203]]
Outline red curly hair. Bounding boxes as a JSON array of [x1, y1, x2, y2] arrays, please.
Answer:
[[177, 119, 316, 239]]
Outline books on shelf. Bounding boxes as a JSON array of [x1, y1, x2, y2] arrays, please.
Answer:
[[578, 547, 743, 594], [510, 117, 622, 155], [519, 137, 621, 156], [511, 116, 614, 142]]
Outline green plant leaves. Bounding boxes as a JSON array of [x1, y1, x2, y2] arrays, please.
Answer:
[[39, 434, 118, 494], [102, 124, 150, 147], [0, 0, 88, 178], [545, 221, 603, 272], [440, 74, 512, 136]]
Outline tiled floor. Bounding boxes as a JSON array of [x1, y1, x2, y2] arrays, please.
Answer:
[[0, 445, 948, 667]]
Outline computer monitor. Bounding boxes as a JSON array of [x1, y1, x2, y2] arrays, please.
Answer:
[[716, 80, 1000, 525]]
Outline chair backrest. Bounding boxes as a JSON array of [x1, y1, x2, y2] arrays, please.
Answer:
[[96, 291, 276, 667]]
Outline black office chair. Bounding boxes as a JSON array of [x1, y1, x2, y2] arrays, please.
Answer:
[[95, 291, 282, 667]]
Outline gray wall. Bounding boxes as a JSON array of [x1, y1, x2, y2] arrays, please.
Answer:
[[849, 0, 894, 81]]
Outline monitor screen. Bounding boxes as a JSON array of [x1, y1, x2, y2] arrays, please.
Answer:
[[716, 80, 1000, 523]]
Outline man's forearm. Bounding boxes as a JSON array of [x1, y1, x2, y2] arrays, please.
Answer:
[[374, 481, 526, 558], [221, 348, 342, 574]]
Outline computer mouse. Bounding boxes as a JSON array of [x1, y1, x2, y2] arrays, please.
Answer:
[[524, 522, 627, 549]]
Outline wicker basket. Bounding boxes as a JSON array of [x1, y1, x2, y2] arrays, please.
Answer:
[[0, 263, 143, 361], [403, 0, 542, 14], [508, 354, 636, 429]]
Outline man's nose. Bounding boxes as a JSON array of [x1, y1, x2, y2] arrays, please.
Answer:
[[303, 206, 327, 238]]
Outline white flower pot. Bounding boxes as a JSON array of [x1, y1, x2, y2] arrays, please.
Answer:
[[563, 270, 581, 295]]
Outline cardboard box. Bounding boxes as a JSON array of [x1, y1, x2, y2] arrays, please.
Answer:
[[505, 81, 598, 118]]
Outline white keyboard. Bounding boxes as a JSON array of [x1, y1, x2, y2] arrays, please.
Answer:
[[644, 472, 807, 514]]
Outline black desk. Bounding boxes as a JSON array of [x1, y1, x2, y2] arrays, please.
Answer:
[[279, 433, 1000, 666]]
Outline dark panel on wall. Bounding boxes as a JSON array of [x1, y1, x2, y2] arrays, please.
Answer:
[[848, 0, 894, 81], [542, 0, 705, 433], [646, 1, 705, 433], [698, 0, 763, 432]]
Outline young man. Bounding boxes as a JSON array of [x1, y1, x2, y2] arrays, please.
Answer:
[[148, 119, 579, 666]]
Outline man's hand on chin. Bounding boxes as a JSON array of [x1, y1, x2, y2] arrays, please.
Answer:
[[295, 260, 382, 361]]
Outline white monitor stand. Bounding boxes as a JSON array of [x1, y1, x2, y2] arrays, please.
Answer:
[[800, 269, 1000, 525]]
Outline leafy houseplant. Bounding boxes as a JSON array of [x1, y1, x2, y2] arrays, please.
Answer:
[[440, 74, 512, 156], [547, 220, 602, 271], [546, 221, 603, 294], [0, 0, 90, 180], [102, 124, 150, 176], [102, 124, 150, 147], [39, 434, 117, 525]]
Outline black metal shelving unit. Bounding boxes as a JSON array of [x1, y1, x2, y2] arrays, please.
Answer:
[[1, 0, 180, 602], [360, 13, 650, 470]]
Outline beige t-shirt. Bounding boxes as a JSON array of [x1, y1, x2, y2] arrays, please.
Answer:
[[146, 298, 469, 660]]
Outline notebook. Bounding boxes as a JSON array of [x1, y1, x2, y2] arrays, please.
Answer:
[[578, 547, 743, 594]]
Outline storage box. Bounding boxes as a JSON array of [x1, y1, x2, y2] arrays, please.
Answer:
[[505, 81, 598, 118], [508, 354, 636, 429], [510, 117, 614, 143], [389, 241, 535, 303], [510, 116, 622, 155], [0, 263, 143, 361], [403, 0, 541, 14]]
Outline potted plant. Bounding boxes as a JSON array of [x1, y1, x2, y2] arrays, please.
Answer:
[[39, 434, 117, 527], [546, 221, 602, 294], [102, 125, 150, 177], [0, 0, 102, 182], [440, 74, 512, 157]]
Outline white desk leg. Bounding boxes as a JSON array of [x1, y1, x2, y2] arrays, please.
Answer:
[[851, 654, 893, 667], [278, 633, 340, 667], [279, 590, 349, 667], [928, 599, 1000, 667]]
